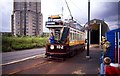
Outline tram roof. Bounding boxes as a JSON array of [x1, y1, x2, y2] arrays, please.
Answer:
[[48, 15, 61, 19]]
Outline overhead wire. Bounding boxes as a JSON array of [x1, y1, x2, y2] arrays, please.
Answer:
[[61, 0, 87, 26], [68, 0, 87, 24], [61, 0, 81, 24]]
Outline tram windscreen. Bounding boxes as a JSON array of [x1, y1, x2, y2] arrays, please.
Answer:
[[54, 29, 61, 41]]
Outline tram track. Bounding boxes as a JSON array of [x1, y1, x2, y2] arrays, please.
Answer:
[[7, 58, 64, 74], [2, 53, 50, 74], [2, 54, 65, 74]]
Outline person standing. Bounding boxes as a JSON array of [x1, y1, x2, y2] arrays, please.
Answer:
[[104, 57, 118, 75]]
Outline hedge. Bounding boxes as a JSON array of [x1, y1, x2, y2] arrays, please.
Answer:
[[2, 36, 48, 52]]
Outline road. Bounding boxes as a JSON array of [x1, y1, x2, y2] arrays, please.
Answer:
[[2, 45, 102, 74], [2, 48, 45, 65]]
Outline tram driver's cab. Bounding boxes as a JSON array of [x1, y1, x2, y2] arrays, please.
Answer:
[[46, 15, 67, 44], [49, 28, 63, 44]]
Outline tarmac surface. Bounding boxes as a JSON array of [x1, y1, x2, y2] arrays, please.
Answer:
[[2, 48, 45, 64], [2, 44, 102, 74]]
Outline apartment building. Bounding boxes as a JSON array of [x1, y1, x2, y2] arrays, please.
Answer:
[[11, 0, 43, 36]]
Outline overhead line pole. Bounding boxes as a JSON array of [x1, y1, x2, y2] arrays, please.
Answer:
[[86, 0, 90, 59]]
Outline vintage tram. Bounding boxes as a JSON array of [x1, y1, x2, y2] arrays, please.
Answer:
[[45, 15, 85, 59]]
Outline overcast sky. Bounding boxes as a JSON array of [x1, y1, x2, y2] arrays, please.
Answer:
[[0, 0, 120, 32]]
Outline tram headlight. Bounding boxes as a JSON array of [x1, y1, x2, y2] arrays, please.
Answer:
[[50, 45, 54, 49]]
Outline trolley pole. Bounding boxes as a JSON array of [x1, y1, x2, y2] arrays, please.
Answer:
[[86, 0, 90, 59]]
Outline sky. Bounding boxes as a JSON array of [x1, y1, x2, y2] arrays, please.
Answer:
[[0, 0, 120, 32]]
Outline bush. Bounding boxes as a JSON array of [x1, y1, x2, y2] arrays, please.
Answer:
[[2, 36, 48, 52]]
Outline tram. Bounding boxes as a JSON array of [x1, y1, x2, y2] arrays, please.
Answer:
[[45, 15, 85, 59]]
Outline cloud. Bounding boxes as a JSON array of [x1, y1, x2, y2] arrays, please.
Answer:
[[91, 2, 118, 20], [109, 25, 119, 30], [90, 2, 119, 30], [1, 0, 13, 32], [42, 1, 120, 31], [1, 0, 119, 32], [106, 15, 118, 22], [106, 20, 119, 30]]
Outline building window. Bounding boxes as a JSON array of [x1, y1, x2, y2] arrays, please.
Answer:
[[33, 25, 36, 27], [26, 28, 28, 30], [32, 32, 35, 33], [29, 2, 31, 6], [32, 29, 35, 30]]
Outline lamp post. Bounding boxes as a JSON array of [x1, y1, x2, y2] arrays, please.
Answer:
[[86, 0, 90, 59]]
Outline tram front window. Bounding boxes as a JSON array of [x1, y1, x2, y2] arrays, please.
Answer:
[[49, 29, 61, 44], [54, 29, 61, 42]]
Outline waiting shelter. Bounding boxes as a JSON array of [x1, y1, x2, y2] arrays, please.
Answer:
[[84, 19, 109, 44]]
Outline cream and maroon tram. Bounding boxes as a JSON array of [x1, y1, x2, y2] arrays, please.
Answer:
[[45, 15, 85, 58]]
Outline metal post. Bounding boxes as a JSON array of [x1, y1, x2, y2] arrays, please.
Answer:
[[86, 0, 90, 58], [99, 23, 101, 46], [89, 30, 90, 45], [118, 32, 120, 64], [116, 32, 118, 63]]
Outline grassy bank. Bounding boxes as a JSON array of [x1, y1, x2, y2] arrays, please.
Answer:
[[2, 36, 48, 52]]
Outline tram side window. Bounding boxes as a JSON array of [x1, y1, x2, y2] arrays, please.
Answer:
[[79, 33, 81, 40], [72, 32, 74, 41], [76, 33, 78, 40], [73, 33, 75, 40], [70, 32, 72, 41], [71, 33, 73, 41], [74, 32, 77, 40], [77, 34, 79, 40], [80, 34, 82, 40], [82, 33, 85, 40], [74, 33, 76, 40], [78, 33, 79, 40], [82, 34, 84, 40], [77, 33, 79, 40], [74, 33, 76, 41], [73, 32, 75, 40]]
